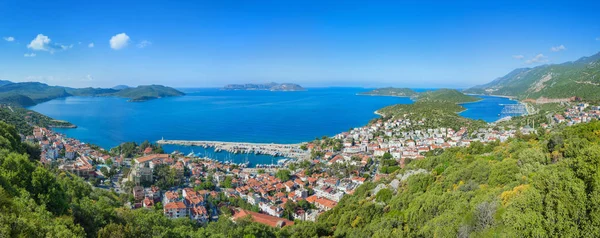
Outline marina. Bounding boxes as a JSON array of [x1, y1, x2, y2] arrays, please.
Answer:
[[157, 139, 309, 159]]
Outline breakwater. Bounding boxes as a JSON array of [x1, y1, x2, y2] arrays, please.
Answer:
[[157, 139, 310, 159]]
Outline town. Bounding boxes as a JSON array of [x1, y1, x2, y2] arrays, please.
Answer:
[[29, 103, 600, 228]]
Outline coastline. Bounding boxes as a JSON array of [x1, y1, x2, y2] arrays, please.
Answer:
[[465, 93, 516, 100]]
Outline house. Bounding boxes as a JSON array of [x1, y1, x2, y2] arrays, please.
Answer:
[[163, 191, 180, 205], [315, 197, 337, 211], [133, 185, 145, 201], [190, 206, 209, 223], [164, 201, 188, 219], [232, 209, 294, 228], [131, 154, 170, 183], [143, 197, 154, 208]]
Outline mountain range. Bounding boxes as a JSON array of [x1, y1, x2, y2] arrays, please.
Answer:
[[464, 52, 600, 100], [222, 82, 305, 91], [0, 82, 184, 107]]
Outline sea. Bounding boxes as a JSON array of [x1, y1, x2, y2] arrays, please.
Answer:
[[29, 88, 521, 167]]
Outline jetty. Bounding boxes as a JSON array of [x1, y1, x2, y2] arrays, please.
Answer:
[[156, 139, 310, 159]]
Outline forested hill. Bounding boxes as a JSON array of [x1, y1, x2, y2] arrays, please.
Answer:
[[359, 88, 478, 104], [416, 88, 479, 103], [464, 51, 600, 100], [0, 105, 75, 135], [112, 85, 185, 101], [312, 120, 600, 237], [0, 82, 184, 106]]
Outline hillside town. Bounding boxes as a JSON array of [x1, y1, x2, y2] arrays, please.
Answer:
[[28, 103, 599, 228]]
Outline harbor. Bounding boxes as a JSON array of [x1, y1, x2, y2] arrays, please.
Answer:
[[157, 139, 310, 160]]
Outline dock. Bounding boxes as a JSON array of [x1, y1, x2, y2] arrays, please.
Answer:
[[156, 139, 310, 159]]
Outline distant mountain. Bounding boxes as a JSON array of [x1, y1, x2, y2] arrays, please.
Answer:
[[112, 85, 185, 102], [112, 85, 130, 90], [65, 87, 119, 96], [0, 80, 12, 87], [0, 82, 70, 104], [0, 82, 184, 107], [417, 89, 480, 103], [358, 87, 418, 97], [222, 82, 305, 91], [464, 52, 600, 100]]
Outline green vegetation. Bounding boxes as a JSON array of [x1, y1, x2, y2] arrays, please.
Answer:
[[275, 169, 292, 181], [0, 82, 184, 107], [110, 140, 164, 158], [417, 88, 479, 103], [371, 89, 484, 132], [0, 82, 70, 106], [465, 51, 600, 100], [0, 120, 281, 237], [358, 87, 418, 97], [377, 101, 487, 131], [112, 85, 185, 101], [0, 105, 75, 135], [65, 87, 118, 96], [301, 120, 600, 237]]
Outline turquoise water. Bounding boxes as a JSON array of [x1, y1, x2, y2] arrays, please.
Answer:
[[459, 95, 522, 122], [29, 88, 519, 166], [30, 87, 410, 147]]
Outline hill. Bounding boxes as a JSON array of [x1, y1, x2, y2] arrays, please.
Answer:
[[377, 101, 486, 132], [112, 85, 185, 101], [417, 88, 480, 103], [65, 87, 119, 96], [0, 82, 70, 105], [112, 85, 130, 90], [0, 80, 12, 86], [308, 121, 600, 237], [465, 52, 600, 100], [222, 82, 305, 91], [0, 82, 184, 106], [358, 87, 418, 97], [0, 105, 75, 135]]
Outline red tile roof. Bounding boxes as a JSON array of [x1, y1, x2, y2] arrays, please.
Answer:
[[232, 209, 294, 228]]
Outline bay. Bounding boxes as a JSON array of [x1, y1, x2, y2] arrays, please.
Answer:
[[29, 88, 521, 166]]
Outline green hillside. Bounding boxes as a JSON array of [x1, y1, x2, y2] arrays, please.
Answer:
[[465, 52, 600, 100], [65, 87, 119, 96], [417, 88, 480, 103], [0, 94, 36, 107], [377, 102, 486, 131], [0, 106, 75, 135], [112, 85, 185, 101], [0, 82, 70, 105], [0, 82, 184, 106], [359, 87, 418, 97]]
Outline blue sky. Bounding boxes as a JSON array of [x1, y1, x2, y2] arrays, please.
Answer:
[[1, 0, 599, 88]]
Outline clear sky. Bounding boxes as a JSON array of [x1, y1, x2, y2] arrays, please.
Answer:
[[1, 0, 599, 88]]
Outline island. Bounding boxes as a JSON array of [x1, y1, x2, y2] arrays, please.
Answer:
[[222, 82, 305, 91], [0, 82, 185, 106], [358, 87, 418, 97]]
